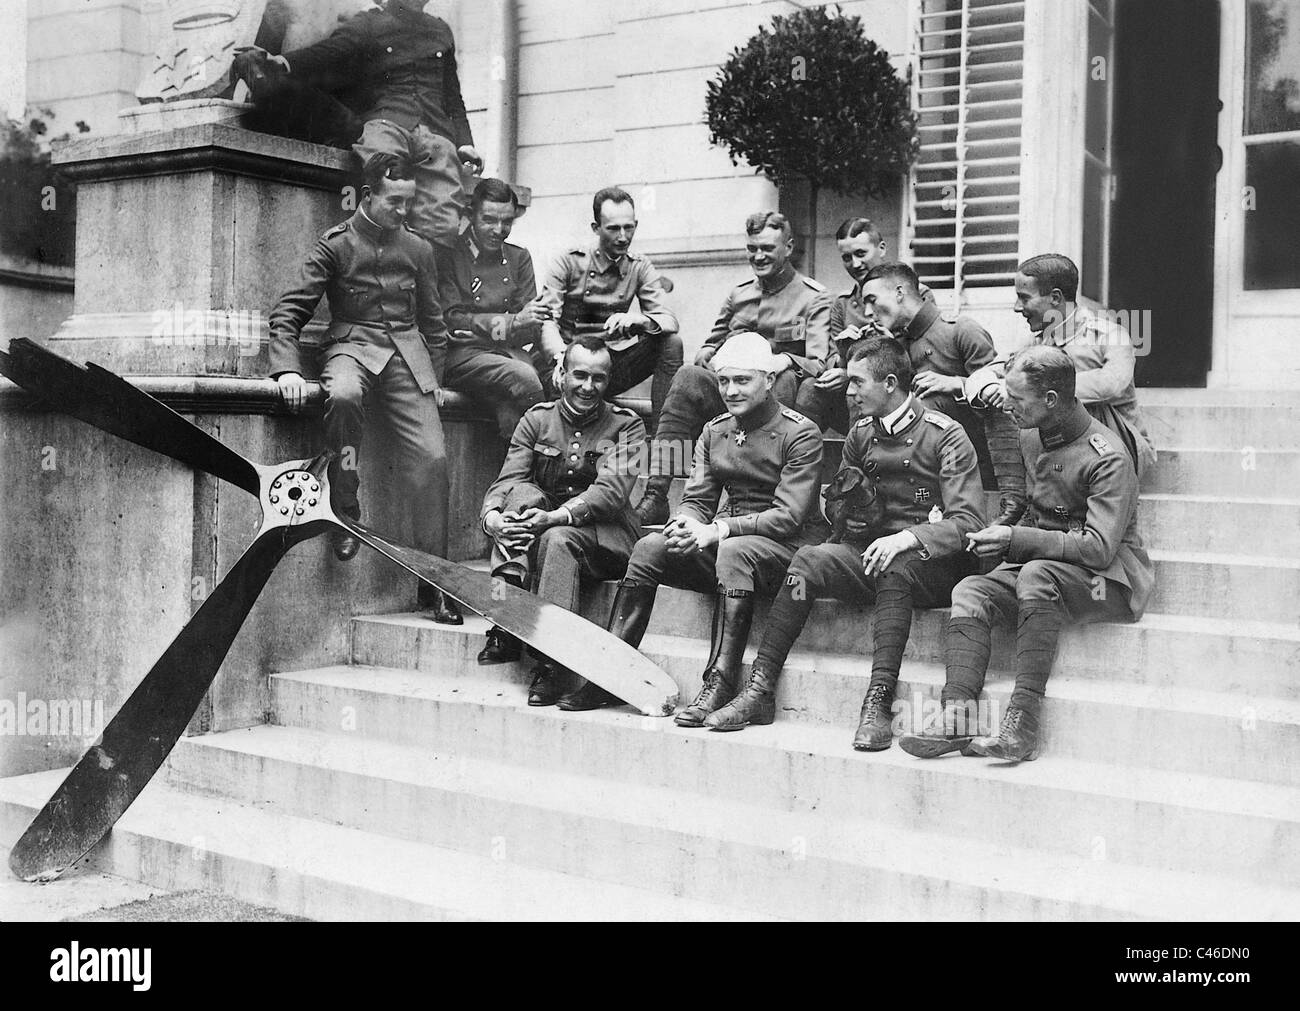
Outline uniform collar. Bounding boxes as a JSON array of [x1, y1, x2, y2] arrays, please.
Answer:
[[352, 207, 394, 242], [558, 394, 607, 429], [1041, 306, 1084, 347], [590, 245, 630, 277], [899, 300, 940, 343], [1038, 402, 1093, 449], [465, 231, 508, 266], [877, 394, 922, 436], [757, 262, 797, 295], [734, 394, 781, 433]]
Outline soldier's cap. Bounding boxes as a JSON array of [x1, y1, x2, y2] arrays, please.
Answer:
[[712, 332, 779, 373]]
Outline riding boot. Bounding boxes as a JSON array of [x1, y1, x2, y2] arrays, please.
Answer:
[[676, 591, 754, 727]]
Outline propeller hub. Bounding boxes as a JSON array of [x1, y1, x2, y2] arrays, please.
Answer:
[[260, 466, 336, 533]]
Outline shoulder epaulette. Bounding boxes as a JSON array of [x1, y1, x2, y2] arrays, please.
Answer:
[[736, 277, 757, 288], [1089, 432, 1114, 456], [853, 416, 874, 430], [609, 403, 638, 417], [705, 411, 732, 427], [568, 246, 587, 256], [801, 276, 827, 292], [322, 222, 349, 239], [781, 406, 810, 424], [923, 411, 952, 429], [524, 400, 556, 414]]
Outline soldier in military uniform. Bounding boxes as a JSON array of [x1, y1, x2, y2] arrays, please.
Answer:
[[795, 218, 936, 433], [720, 337, 987, 742], [269, 152, 461, 624], [436, 178, 548, 441], [857, 262, 1027, 527], [536, 187, 681, 430], [965, 253, 1157, 479], [557, 333, 824, 716], [477, 336, 646, 704], [636, 211, 832, 525], [901, 346, 1154, 762], [240, 0, 481, 248]]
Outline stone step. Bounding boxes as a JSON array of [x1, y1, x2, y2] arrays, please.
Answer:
[[1139, 494, 1300, 556], [355, 600, 1300, 703], [340, 618, 1300, 787], [0, 768, 770, 922], [1145, 447, 1300, 498], [1145, 550, 1300, 624], [1139, 402, 1300, 450], [160, 722, 1294, 921], [264, 670, 1300, 894]]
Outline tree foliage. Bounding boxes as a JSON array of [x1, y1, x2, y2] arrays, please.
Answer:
[[0, 109, 87, 268], [705, 5, 918, 201]]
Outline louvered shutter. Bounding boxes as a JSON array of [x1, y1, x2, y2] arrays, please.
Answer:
[[907, 0, 1026, 302]]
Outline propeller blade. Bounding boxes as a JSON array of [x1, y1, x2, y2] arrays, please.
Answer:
[[0, 338, 260, 495], [6, 522, 322, 882], [336, 515, 679, 718]]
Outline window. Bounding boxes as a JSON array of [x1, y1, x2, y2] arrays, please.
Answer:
[[1243, 0, 1300, 289], [907, 0, 1026, 303]]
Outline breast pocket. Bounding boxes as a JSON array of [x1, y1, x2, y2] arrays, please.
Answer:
[[399, 280, 417, 316], [774, 319, 807, 346], [532, 442, 563, 485]]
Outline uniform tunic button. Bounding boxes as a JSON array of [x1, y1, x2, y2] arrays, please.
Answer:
[[436, 51, 442, 57], [906, 439, 913, 445], [570, 455, 578, 461], [872, 437, 879, 444], [386, 46, 393, 53], [902, 459, 910, 467], [574, 432, 581, 437]]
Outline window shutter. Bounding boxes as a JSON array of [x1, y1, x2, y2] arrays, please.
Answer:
[[907, 0, 1026, 302]]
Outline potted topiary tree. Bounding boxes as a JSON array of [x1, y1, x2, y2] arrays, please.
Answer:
[[705, 5, 918, 276]]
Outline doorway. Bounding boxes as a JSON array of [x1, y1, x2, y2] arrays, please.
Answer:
[[1109, 0, 1221, 387]]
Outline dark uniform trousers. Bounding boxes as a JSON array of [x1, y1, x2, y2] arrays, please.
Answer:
[[321, 353, 449, 557], [624, 531, 804, 597], [490, 483, 635, 614], [941, 405, 1151, 713], [446, 346, 544, 441], [793, 380, 856, 435]]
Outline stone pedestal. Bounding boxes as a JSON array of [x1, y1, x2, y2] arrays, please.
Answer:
[[0, 112, 502, 779]]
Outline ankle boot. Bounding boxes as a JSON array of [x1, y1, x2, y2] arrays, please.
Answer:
[[705, 662, 778, 732], [557, 582, 658, 711], [967, 700, 1041, 761], [635, 477, 672, 526], [899, 697, 982, 759], [851, 676, 898, 752], [676, 591, 754, 727]]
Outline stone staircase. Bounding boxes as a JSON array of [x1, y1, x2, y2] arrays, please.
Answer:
[[3, 391, 1299, 920]]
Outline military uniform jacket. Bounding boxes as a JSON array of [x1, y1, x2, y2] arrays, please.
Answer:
[[481, 399, 647, 548], [537, 244, 679, 362], [898, 300, 997, 382], [829, 282, 933, 369], [282, 7, 474, 147], [704, 265, 832, 378], [435, 234, 537, 353], [964, 308, 1156, 476], [678, 398, 823, 544], [842, 395, 987, 558], [1007, 404, 1154, 617], [268, 211, 448, 394]]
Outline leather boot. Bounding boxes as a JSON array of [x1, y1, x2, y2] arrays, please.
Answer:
[[967, 700, 1041, 761], [557, 582, 658, 711], [676, 592, 754, 727], [991, 493, 1027, 527], [705, 662, 778, 732], [635, 477, 671, 527], [477, 626, 521, 665], [526, 658, 565, 707], [851, 676, 898, 752], [418, 584, 463, 625], [898, 697, 982, 759]]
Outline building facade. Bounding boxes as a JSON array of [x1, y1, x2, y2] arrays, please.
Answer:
[[2, 0, 1298, 385]]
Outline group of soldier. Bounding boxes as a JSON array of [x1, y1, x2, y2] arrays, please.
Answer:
[[260, 0, 1156, 761]]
